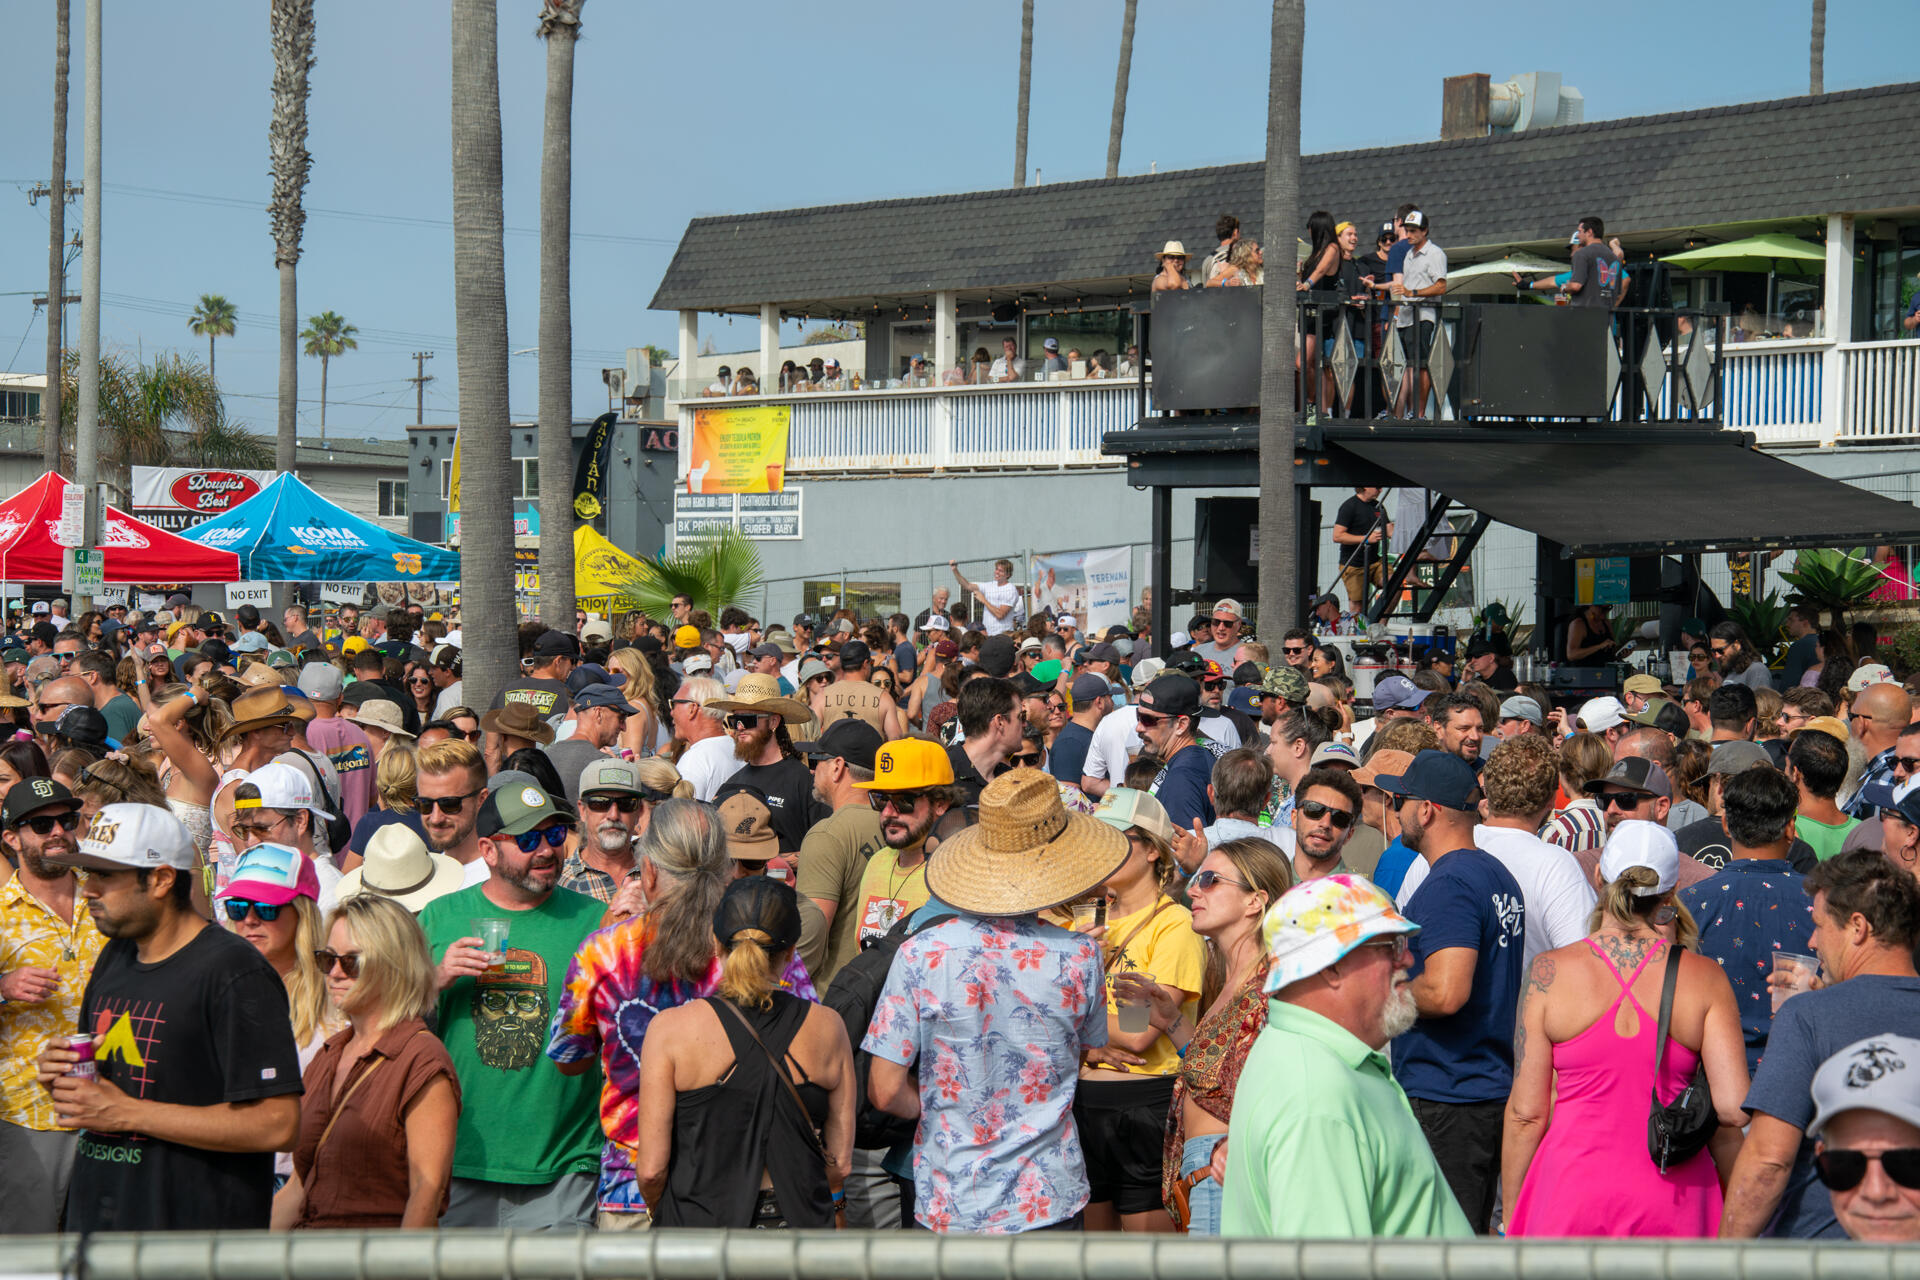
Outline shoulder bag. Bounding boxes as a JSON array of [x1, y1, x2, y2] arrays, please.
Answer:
[[1646, 945, 1717, 1172]]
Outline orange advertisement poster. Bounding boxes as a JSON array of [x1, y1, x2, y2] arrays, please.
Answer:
[[688, 405, 790, 494]]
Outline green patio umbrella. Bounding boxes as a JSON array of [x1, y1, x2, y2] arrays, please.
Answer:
[[1661, 233, 1825, 322]]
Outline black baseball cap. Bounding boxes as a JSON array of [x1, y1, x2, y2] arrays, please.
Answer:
[[1232, 660, 1264, 686], [35, 706, 116, 753], [1138, 674, 1202, 721], [839, 639, 871, 668], [976, 634, 1016, 678], [531, 630, 581, 659], [1372, 750, 1482, 811], [1, 777, 78, 829], [792, 613, 818, 631], [794, 718, 883, 771]]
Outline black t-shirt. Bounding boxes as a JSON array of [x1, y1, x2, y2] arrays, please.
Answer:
[[68, 924, 303, 1231], [1048, 722, 1095, 785], [285, 628, 323, 653], [1675, 815, 1819, 874], [718, 758, 830, 853], [1334, 495, 1387, 569], [491, 677, 572, 721]]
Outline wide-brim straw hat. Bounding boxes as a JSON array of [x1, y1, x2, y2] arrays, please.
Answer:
[[337, 822, 463, 913], [711, 672, 815, 725], [1158, 240, 1188, 258], [221, 686, 301, 742], [926, 767, 1128, 917]]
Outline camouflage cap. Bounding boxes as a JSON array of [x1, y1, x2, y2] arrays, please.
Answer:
[[1259, 664, 1308, 703]]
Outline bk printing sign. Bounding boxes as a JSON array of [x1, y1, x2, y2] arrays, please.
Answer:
[[130, 467, 273, 532]]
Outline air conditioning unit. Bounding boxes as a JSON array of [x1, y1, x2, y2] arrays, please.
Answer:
[[602, 368, 625, 400], [1487, 72, 1584, 134], [626, 346, 652, 394]]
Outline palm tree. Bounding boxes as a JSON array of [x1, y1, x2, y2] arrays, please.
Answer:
[[536, 0, 585, 630], [269, 0, 314, 473], [42, 0, 70, 476], [606, 526, 765, 619], [1105, 0, 1136, 179], [1255, 0, 1303, 639], [452, 0, 517, 714], [299, 310, 357, 445], [1013, 0, 1033, 187], [57, 350, 271, 479], [188, 294, 238, 381], [1810, 0, 1826, 95]]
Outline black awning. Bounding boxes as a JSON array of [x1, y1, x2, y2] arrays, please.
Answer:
[[1335, 435, 1920, 558]]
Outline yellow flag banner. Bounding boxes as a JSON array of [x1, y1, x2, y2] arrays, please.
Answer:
[[447, 428, 462, 513], [688, 405, 790, 495]]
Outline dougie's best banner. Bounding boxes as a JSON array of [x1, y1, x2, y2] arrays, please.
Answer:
[[687, 405, 790, 495], [130, 467, 275, 532], [1029, 547, 1131, 635]]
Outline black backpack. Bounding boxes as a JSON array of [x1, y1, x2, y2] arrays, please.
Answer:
[[823, 910, 954, 1151]]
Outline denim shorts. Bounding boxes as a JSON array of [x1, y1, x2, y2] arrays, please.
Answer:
[[1179, 1135, 1225, 1236]]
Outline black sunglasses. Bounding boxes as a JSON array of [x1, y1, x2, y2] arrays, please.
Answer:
[[1009, 751, 1043, 766], [868, 789, 931, 813], [1896, 756, 1920, 773], [582, 795, 643, 815], [1816, 1147, 1920, 1191], [1282, 645, 1309, 655], [1601, 791, 1647, 811], [313, 948, 361, 978], [1135, 710, 1167, 728], [726, 713, 772, 731], [20, 810, 83, 836], [1297, 800, 1356, 829], [416, 788, 481, 815], [223, 899, 283, 923]]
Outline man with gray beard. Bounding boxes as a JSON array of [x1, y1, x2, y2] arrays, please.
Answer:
[[559, 759, 650, 905], [1221, 874, 1469, 1237]]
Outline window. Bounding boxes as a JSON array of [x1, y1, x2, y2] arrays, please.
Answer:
[[804, 581, 900, 618], [0, 390, 40, 421], [379, 480, 408, 517], [514, 457, 539, 499]]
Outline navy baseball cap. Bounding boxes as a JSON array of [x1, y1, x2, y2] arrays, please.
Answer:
[[573, 683, 640, 715], [1371, 750, 1482, 811]]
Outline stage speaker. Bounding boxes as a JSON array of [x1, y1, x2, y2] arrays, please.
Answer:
[[1194, 497, 1260, 598], [1150, 288, 1262, 411], [1460, 305, 1611, 417]]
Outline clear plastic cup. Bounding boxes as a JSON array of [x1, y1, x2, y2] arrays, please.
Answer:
[[1772, 951, 1818, 1012], [1116, 997, 1152, 1035], [475, 917, 511, 966]]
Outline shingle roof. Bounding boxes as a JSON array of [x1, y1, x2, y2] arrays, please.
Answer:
[[650, 82, 1920, 315]]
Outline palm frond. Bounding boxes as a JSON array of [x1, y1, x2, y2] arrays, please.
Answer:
[[605, 526, 764, 618]]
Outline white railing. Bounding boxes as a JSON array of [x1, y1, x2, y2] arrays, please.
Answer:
[[678, 379, 1148, 474], [1719, 338, 1826, 444], [1840, 339, 1920, 440]]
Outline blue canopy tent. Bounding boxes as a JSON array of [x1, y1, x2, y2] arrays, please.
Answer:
[[182, 472, 460, 582]]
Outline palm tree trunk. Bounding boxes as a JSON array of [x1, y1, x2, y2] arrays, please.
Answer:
[[1013, 0, 1032, 187], [44, 0, 69, 476], [318, 352, 328, 444], [452, 0, 517, 713], [537, 1, 584, 630], [1809, 0, 1826, 95], [1256, 0, 1302, 639], [1105, 0, 1136, 180], [208, 334, 215, 381], [269, 0, 313, 476], [277, 264, 297, 468]]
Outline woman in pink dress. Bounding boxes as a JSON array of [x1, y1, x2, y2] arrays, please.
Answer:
[[1502, 822, 1751, 1237]]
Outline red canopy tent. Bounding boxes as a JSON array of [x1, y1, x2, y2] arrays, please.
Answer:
[[0, 471, 242, 583]]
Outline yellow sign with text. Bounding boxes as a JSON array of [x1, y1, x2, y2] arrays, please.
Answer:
[[688, 405, 789, 495]]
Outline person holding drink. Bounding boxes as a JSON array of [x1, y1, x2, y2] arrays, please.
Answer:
[[1073, 787, 1205, 1233]]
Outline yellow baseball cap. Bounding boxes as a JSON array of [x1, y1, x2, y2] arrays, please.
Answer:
[[674, 624, 702, 649], [343, 636, 369, 656], [853, 738, 956, 790]]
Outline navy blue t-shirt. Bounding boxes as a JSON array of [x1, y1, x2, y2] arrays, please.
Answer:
[[1393, 846, 1526, 1104], [1048, 722, 1095, 787], [1385, 237, 1413, 279], [1678, 858, 1815, 1077], [1150, 743, 1217, 832], [1745, 974, 1920, 1238]]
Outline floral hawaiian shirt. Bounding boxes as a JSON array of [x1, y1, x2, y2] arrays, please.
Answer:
[[1679, 858, 1815, 1076], [863, 913, 1106, 1233], [546, 912, 816, 1214], [0, 874, 106, 1130]]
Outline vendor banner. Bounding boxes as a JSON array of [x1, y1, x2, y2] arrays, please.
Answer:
[[1029, 547, 1131, 635], [687, 405, 789, 495], [130, 466, 275, 532], [573, 412, 616, 518]]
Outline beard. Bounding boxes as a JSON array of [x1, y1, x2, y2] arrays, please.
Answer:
[[592, 820, 632, 854], [1398, 805, 1426, 854], [883, 806, 939, 851], [733, 725, 772, 762], [19, 842, 73, 880], [1380, 979, 1419, 1041], [473, 1003, 546, 1071]]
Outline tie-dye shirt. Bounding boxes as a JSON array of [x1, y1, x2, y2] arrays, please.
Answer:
[[862, 913, 1106, 1233], [545, 911, 817, 1213]]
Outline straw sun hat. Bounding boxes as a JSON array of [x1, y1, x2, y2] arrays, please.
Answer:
[[711, 672, 814, 725], [925, 767, 1128, 917]]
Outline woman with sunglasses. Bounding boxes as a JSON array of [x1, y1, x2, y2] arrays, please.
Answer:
[[403, 662, 437, 722], [344, 744, 429, 871], [275, 893, 459, 1230], [1074, 787, 1207, 1233], [1502, 823, 1749, 1237], [1114, 837, 1292, 1234], [221, 843, 344, 1189], [605, 648, 664, 756]]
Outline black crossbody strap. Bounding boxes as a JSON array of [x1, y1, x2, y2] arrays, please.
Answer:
[[1654, 943, 1680, 1075]]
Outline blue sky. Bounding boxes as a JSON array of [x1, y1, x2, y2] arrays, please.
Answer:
[[0, 0, 1908, 441]]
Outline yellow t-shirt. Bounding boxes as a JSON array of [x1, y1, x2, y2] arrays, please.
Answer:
[[1101, 894, 1206, 1077], [853, 846, 931, 944]]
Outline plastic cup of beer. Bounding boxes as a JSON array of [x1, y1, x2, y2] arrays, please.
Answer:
[[1772, 951, 1818, 1012]]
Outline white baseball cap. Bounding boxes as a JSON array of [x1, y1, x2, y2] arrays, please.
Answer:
[[239, 761, 333, 827], [1848, 663, 1895, 694], [682, 652, 714, 675], [1577, 695, 1629, 732], [1598, 820, 1681, 896], [1811, 1034, 1920, 1136], [50, 803, 197, 873]]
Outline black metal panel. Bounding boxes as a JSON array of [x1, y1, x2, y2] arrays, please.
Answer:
[[1459, 306, 1612, 417], [1194, 498, 1261, 598], [1148, 287, 1263, 410]]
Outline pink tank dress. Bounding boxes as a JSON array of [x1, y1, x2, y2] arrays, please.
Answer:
[[1509, 939, 1722, 1237]]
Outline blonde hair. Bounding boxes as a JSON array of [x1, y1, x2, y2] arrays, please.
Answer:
[[607, 648, 657, 714], [632, 756, 693, 800], [416, 737, 484, 790], [324, 894, 438, 1031], [716, 928, 781, 1011], [285, 896, 342, 1045], [73, 755, 168, 810], [1589, 865, 1700, 950], [376, 742, 418, 812]]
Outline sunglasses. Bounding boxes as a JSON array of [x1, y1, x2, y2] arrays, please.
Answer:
[[1282, 646, 1309, 655], [1135, 710, 1167, 728], [1202, 679, 1226, 690], [1211, 619, 1236, 628], [1897, 757, 1920, 773], [669, 697, 700, 710], [313, 948, 361, 979], [511, 824, 570, 853], [582, 795, 643, 815], [19, 810, 83, 836], [416, 788, 481, 815], [1297, 800, 1356, 829], [1046, 700, 1067, 712], [1009, 751, 1043, 766], [409, 676, 432, 686], [1600, 791, 1647, 811], [222, 899, 284, 923], [726, 713, 772, 731], [868, 789, 931, 813], [1188, 868, 1249, 893], [1816, 1147, 1920, 1191], [54, 652, 76, 663], [34, 700, 73, 715], [437, 727, 476, 741]]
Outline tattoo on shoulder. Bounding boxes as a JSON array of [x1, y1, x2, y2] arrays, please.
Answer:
[[1526, 954, 1556, 998], [1593, 934, 1654, 973]]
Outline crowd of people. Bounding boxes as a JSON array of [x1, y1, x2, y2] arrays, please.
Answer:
[[3, 578, 1920, 1244]]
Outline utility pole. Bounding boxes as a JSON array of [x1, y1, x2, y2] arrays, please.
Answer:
[[72, 0, 102, 614], [408, 350, 435, 424], [41, 0, 72, 477]]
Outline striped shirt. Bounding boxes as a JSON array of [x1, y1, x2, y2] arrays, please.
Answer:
[[1541, 798, 1606, 858]]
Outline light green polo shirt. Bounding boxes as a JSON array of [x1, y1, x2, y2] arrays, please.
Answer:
[[1221, 999, 1472, 1238]]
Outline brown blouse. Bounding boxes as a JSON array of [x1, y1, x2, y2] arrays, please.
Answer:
[[1160, 957, 1270, 1216], [292, 1018, 461, 1229]]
